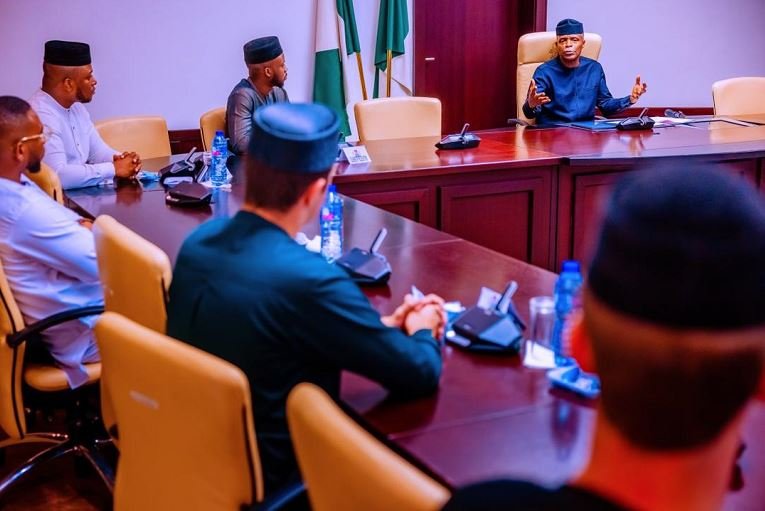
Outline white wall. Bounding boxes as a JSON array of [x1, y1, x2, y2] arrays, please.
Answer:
[[547, 0, 765, 107], [0, 0, 411, 130]]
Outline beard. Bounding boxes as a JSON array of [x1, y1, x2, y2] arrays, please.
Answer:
[[76, 89, 93, 103], [26, 160, 42, 173]]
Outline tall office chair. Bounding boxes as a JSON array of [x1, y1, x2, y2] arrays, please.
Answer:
[[95, 115, 172, 159], [92, 214, 172, 447], [354, 97, 442, 142], [200, 107, 226, 151], [0, 259, 110, 496], [92, 215, 172, 334], [95, 312, 264, 510], [23, 162, 64, 204], [287, 383, 450, 511], [516, 31, 603, 123], [712, 77, 765, 116]]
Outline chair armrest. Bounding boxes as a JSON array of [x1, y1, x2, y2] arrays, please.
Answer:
[[507, 118, 530, 127], [7, 305, 105, 348], [247, 481, 307, 511]]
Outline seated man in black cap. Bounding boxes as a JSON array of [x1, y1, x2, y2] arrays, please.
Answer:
[[523, 19, 648, 125], [28, 40, 141, 189], [226, 36, 290, 159], [443, 165, 765, 510], [167, 102, 445, 495]]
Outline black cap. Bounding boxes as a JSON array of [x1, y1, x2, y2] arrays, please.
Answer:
[[250, 103, 340, 173], [244, 36, 283, 65], [588, 164, 765, 330], [556, 19, 584, 36], [44, 40, 91, 66]]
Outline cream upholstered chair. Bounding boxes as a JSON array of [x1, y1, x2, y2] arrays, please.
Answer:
[[287, 383, 450, 511], [95, 312, 263, 511], [95, 115, 172, 159], [23, 162, 63, 204], [712, 77, 765, 116], [516, 31, 603, 122], [354, 97, 442, 142], [200, 107, 226, 151], [92, 215, 172, 447], [0, 258, 110, 495], [92, 215, 171, 334]]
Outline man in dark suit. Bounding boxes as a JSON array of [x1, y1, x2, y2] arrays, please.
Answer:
[[444, 165, 765, 510], [167, 102, 446, 496]]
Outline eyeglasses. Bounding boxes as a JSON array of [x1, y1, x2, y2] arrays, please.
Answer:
[[16, 129, 50, 145]]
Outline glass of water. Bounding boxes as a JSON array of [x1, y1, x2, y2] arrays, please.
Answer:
[[524, 296, 556, 366]]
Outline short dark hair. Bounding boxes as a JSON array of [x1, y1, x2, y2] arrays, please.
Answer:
[[244, 155, 330, 212], [586, 293, 763, 451], [0, 96, 32, 140], [586, 164, 765, 450]]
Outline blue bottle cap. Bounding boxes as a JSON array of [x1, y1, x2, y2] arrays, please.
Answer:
[[328, 184, 337, 192], [215, 130, 224, 136], [561, 260, 580, 273]]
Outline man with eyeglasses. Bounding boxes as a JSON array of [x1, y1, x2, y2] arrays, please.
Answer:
[[0, 95, 102, 388], [29, 40, 141, 189]]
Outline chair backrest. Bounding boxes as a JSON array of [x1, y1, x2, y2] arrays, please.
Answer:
[[95, 312, 263, 510], [287, 383, 450, 511], [0, 259, 29, 440], [92, 215, 172, 334], [516, 31, 603, 121], [95, 115, 172, 159], [712, 77, 765, 116], [200, 107, 226, 151], [354, 97, 442, 142], [23, 162, 64, 204]]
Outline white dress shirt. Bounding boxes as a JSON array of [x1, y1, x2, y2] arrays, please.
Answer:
[[29, 89, 117, 190], [0, 175, 103, 388]]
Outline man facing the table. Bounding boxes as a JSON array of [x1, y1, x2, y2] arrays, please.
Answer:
[[522, 19, 647, 125], [167, 102, 446, 496], [29, 40, 141, 189], [444, 165, 765, 510]]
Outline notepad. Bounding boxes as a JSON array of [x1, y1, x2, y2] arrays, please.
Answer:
[[568, 120, 621, 131]]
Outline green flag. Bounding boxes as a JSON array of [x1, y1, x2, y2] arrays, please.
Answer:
[[373, 0, 410, 98], [313, 0, 364, 137]]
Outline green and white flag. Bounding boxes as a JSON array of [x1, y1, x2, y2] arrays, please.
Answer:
[[313, 0, 366, 137], [373, 0, 412, 98]]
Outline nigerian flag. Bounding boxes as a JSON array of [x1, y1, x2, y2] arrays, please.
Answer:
[[313, 0, 365, 137], [373, 0, 411, 98]]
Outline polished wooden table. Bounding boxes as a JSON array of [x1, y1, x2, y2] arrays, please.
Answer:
[[329, 122, 765, 272], [66, 179, 765, 511]]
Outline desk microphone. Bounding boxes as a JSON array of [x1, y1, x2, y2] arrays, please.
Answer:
[[665, 109, 686, 119], [458, 123, 470, 141], [436, 123, 481, 150]]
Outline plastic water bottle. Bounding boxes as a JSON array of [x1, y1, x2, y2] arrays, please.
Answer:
[[320, 184, 343, 261], [210, 130, 228, 187], [551, 260, 583, 367]]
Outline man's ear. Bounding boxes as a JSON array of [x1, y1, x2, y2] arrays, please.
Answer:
[[304, 176, 328, 207], [570, 314, 597, 373]]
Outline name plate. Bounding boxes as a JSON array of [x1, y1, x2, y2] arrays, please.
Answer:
[[341, 145, 372, 165]]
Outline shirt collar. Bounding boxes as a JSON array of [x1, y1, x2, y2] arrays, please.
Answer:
[[35, 89, 72, 113]]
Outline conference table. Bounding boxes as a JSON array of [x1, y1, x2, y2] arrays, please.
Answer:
[[331, 119, 765, 272], [65, 136, 765, 510]]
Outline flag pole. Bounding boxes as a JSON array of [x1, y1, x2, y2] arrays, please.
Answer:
[[355, 52, 368, 101], [386, 49, 392, 97]]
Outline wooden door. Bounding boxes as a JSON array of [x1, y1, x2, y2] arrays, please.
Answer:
[[414, 0, 547, 133]]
